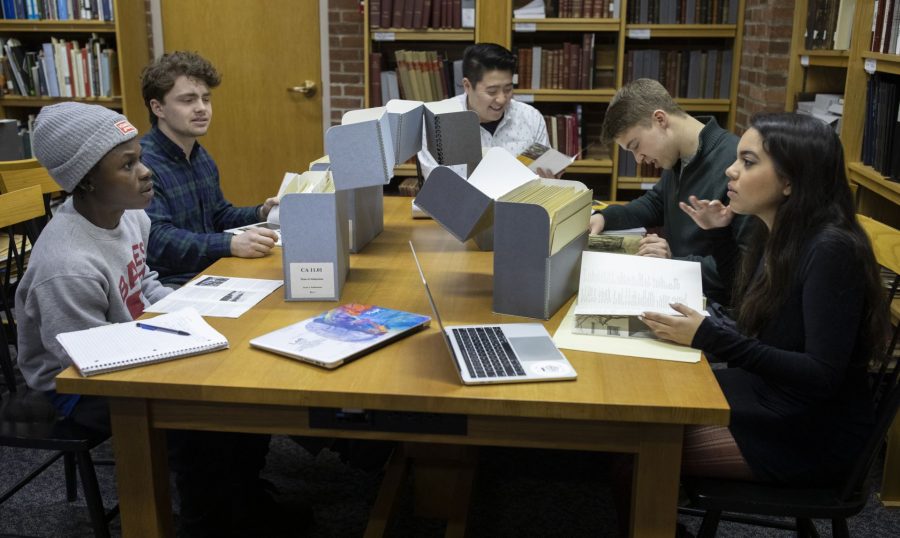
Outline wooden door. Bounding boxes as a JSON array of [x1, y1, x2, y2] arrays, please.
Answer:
[[159, 0, 323, 206]]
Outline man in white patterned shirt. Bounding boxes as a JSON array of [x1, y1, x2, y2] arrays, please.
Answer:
[[418, 43, 553, 179]]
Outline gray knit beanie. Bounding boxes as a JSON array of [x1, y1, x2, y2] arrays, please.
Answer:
[[32, 102, 138, 193]]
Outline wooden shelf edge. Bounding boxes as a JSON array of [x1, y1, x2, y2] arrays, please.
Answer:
[[625, 24, 736, 38], [0, 19, 115, 32], [516, 89, 615, 103], [513, 18, 620, 32], [675, 98, 731, 112], [0, 96, 123, 107], [848, 163, 900, 205], [617, 176, 661, 189], [860, 52, 900, 76], [371, 28, 474, 41]]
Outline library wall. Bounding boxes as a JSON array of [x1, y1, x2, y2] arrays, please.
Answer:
[[735, 0, 795, 131], [329, 0, 366, 125]]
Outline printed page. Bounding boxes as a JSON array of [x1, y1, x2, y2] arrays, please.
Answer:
[[574, 251, 704, 316], [467, 147, 538, 199], [146, 275, 283, 318]]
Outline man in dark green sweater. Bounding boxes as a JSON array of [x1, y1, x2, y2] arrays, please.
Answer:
[[590, 78, 751, 306]]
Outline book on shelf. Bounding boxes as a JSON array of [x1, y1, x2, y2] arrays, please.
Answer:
[[56, 308, 228, 377], [370, 0, 465, 29], [624, 48, 732, 99], [572, 251, 704, 339], [1, 0, 113, 21], [861, 73, 900, 183], [250, 303, 431, 369], [0, 35, 118, 98], [617, 147, 662, 179], [515, 35, 603, 90], [871, 0, 900, 54], [625, 0, 736, 24], [391, 50, 461, 102]]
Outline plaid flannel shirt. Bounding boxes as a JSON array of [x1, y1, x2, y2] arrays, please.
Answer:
[[142, 125, 260, 285]]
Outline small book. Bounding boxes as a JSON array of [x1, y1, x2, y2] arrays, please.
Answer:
[[517, 142, 576, 176], [250, 303, 431, 369], [56, 308, 228, 377]]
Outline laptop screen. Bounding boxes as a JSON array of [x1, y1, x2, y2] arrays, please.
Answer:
[[408, 241, 455, 356]]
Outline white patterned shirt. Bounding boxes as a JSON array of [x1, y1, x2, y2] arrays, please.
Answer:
[[417, 93, 549, 179]]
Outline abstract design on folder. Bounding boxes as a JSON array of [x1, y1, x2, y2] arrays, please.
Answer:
[[250, 304, 431, 369]]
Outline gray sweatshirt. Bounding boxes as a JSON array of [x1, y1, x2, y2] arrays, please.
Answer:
[[15, 198, 171, 391]]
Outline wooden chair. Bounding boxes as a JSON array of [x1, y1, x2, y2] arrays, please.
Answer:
[[678, 215, 900, 537], [0, 158, 64, 237], [0, 186, 115, 537]]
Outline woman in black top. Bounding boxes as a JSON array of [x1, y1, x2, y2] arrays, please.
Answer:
[[641, 113, 888, 485]]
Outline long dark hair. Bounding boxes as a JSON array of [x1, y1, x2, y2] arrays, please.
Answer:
[[733, 113, 887, 363]]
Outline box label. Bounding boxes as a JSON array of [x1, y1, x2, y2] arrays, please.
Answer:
[[290, 262, 335, 299]]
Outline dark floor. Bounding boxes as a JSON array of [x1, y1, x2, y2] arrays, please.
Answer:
[[2, 434, 900, 537]]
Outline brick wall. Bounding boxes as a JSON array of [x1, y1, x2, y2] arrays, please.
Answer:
[[328, 0, 366, 125], [735, 0, 796, 133]]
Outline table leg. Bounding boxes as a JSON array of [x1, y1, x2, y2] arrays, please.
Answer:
[[631, 425, 684, 538], [109, 398, 172, 537]]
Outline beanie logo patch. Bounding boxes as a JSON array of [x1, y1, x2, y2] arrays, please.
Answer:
[[114, 120, 136, 136]]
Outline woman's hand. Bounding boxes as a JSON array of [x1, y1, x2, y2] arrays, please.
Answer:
[[679, 195, 734, 230], [640, 302, 705, 346]]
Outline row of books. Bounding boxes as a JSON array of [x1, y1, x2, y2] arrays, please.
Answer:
[[1, 0, 113, 21], [543, 111, 581, 160], [512, 0, 620, 18], [804, 0, 856, 50], [368, 0, 474, 29], [1, 36, 119, 98], [370, 50, 464, 105], [871, 0, 900, 54], [515, 36, 616, 90], [617, 147, 662, 178], [625, 0, 739, 24], [624, 48, 733, 99], [861, 73, 900, 183]]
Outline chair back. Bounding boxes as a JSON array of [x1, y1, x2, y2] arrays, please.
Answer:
[[0, 159, 63, 196], [0, 186, 45, 393]]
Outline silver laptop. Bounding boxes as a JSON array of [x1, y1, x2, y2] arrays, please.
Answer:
[[409, 241, 577, 385]]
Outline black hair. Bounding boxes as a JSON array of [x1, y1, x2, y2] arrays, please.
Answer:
[[734, 113, 888, 365], [462, 43, 516, 86]]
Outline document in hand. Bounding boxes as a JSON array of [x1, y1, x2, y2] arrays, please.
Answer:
[[517, 142, 576, 175], [574, 252, 705, 317], [250, 304, 431, 369], [56, 308, 228, 377]]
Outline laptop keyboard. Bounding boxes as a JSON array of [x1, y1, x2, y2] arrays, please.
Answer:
[[451, 327, 527, 378]]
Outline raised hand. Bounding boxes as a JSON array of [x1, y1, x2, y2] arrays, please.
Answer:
[[679, 195, 733, 230]]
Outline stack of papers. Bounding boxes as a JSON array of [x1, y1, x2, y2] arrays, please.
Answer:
[[514, 0, 546, 18]]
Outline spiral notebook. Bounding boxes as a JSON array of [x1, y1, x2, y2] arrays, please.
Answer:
[[56, 308, 229, 377]]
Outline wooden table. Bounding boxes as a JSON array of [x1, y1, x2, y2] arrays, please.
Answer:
[[56, 196, 729, 537]]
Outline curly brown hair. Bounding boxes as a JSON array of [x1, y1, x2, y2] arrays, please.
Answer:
[[140, 51, 221, 125]]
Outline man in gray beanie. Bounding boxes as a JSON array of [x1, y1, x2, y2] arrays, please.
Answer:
[[15, 103, 291, 537]]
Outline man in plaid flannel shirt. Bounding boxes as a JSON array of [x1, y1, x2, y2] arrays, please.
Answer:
[[140, 52, 279, 286]]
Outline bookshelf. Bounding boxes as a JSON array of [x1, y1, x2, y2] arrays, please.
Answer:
[[800, 0, 900, 228], [363, 0, 746, 201], [0, 0, 151, 149]]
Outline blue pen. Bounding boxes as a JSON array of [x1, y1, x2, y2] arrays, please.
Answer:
[[136, 322, 191, 336]]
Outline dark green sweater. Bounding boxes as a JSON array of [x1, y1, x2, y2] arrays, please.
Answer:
[[601, 117, 751, 305]]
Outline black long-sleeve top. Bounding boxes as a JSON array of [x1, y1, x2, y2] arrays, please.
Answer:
[[692, 229, 875, 485]]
